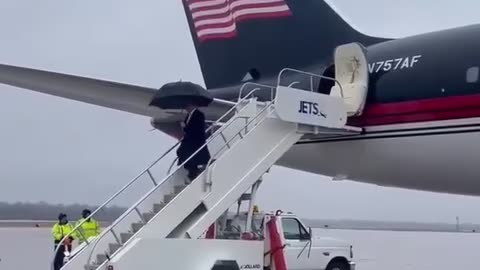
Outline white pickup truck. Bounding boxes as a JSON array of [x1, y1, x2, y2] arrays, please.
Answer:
[[212, 210, 355, 270]]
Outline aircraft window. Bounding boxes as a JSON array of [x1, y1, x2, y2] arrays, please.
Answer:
[[466, 67, 479, 83]]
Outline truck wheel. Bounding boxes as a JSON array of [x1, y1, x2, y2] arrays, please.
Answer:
[[326, 261, 349, 270]]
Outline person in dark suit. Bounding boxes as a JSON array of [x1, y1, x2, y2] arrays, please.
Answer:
[[177, 103, 211, 182]]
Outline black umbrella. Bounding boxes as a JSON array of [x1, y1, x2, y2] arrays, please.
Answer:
[[149, 81, 213, 109]]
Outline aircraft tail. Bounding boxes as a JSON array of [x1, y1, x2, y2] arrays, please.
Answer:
[[182, 0, 387, 89]]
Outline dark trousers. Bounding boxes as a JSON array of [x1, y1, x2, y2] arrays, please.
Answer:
[[186, 160, 217, 182], [186, 165, 204, 181], [54, 244, 72, 270]]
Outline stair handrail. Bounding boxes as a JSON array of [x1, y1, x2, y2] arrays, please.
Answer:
[[237, 82, 276, 101], [86, 105, 269, 267], [88, 99, 277, 269], [51, 140, 180, 270], [53, 85, 272, 270], [277, 67, 345, 97], [84, 85, 276, 267], [167, 86, 272, 175], [204, 101, 277, 187]]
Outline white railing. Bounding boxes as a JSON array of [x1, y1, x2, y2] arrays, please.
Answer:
[[82, 85, 275, 268], [277, 67, 345, 97], [53, 84, 274, 270]]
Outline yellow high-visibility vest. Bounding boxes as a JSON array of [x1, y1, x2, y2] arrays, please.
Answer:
[[75, 218, 101, 243], [52, 223, 74, 242]]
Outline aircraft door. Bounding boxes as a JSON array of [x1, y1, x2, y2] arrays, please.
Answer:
[[330, 42, 369, 116]]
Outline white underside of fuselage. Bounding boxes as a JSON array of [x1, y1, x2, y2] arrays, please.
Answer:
[[277, 117, 480, 196]]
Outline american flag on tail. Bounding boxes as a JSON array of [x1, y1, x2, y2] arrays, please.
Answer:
[[186, 0, 292, 42]]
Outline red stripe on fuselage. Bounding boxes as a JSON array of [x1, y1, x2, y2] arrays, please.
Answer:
[[349, 93, 480, 126]]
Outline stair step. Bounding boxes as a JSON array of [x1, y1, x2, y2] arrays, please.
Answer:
[[120, 232, 134, 244], [109, 243, 121, 254], [131, 222, 144, 233], [84, 263, 100, 270], [96, 254, 108, 265], [239, 193, 252, 201], [143, 212, 155, 222], [164, 193, 176, 203], [153, 202, 166, 213], [174, 184, 186, 193]]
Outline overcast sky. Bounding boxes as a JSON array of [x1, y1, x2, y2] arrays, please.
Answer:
[[1, 0, 480, 223]]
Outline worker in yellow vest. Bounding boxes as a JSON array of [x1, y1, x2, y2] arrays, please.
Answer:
[[52, 213, 74, 270], [75, 209, 101, 244]]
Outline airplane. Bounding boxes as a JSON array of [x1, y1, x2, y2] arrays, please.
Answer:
[[1, 0, 480, 197]]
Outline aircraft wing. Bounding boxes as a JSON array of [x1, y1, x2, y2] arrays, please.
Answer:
[[0, 64, 234, 137]]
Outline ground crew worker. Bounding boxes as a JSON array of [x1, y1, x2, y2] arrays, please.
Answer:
[[52, 213, 74, 270], [75, 209, 100, 244]]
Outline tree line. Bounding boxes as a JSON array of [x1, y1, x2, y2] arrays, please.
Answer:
[[0, 201, 127, 222]]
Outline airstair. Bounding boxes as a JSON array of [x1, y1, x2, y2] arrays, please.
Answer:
[[54, 44, 367, 270]]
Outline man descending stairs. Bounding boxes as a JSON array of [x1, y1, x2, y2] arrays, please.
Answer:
[[176, 103, 211, 184]]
